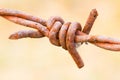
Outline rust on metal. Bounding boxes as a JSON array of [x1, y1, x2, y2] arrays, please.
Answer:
[[0, 8, 120, 68]]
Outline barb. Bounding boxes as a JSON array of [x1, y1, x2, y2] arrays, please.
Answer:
[[0, 8, 120, 68]]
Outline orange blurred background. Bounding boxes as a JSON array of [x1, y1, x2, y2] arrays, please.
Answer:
[[0, 0, 120, 80]]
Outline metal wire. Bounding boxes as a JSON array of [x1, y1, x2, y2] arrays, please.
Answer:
[[0, 8, 120, 68]]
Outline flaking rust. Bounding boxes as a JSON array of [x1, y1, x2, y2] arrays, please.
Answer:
[[0, 8, 120, 68]]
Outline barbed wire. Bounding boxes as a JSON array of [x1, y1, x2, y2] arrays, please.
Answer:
[[0, 8, 120, 68]]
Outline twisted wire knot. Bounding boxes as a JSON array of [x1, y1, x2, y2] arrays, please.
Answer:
[[0, 8, 120, 68], [46, 17, 84, 67]]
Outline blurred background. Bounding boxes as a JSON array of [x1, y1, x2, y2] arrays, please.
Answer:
[[0, 0, 120, 80]]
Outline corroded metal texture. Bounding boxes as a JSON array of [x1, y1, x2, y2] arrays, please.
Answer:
[[0, 8, 120, 68]]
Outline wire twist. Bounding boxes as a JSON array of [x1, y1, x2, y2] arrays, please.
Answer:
[[0, 8, 120, 68]]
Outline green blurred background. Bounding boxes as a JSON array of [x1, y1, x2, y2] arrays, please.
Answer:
[[0, 0, 120, 80]]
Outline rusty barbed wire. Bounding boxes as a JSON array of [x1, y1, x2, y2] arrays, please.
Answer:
[[0, 8, 120, 68]]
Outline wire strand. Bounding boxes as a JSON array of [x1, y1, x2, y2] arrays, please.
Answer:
[[0, 8, 120, 68]]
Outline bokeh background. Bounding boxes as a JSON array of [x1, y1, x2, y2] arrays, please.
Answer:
[[0, 0, 120, 80]]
